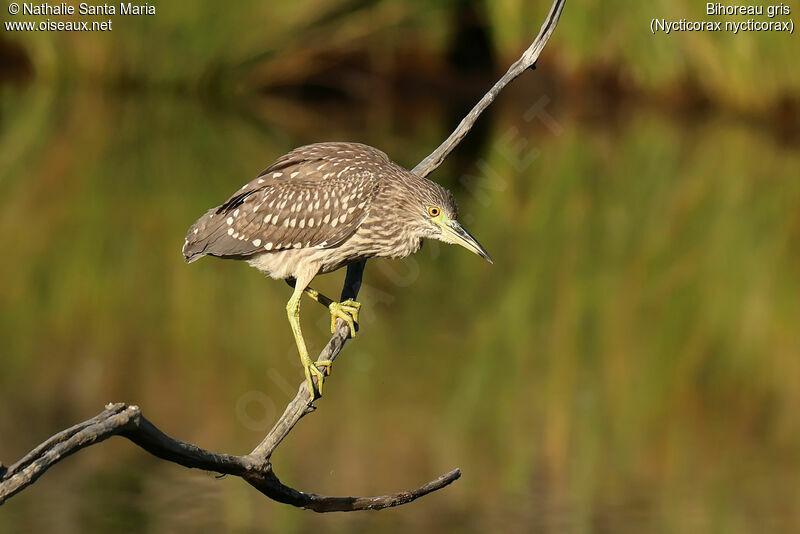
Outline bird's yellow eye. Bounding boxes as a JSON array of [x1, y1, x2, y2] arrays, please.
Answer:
[[428, 206, 441, 217]]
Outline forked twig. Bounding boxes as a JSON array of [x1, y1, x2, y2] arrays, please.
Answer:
[[0, 0, 565, 511]]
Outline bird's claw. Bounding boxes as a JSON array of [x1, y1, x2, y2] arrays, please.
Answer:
[[304, 359, 332, 397], [328, 300, 361, 337]]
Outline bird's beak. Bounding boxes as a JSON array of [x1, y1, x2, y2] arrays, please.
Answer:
[[442, 220, 493, 264]]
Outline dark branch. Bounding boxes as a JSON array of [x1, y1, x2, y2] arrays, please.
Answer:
[[0, 401, 460, 511], [0, 0, 564, 511]]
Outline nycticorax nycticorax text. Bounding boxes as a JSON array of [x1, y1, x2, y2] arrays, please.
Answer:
[[183, 142, 491, 396]]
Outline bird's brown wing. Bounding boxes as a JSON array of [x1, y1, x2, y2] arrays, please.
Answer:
[[183, 143, 384, 261]]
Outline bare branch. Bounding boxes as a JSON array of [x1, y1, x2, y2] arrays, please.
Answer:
[[413, 0, 566, 179], [0, 0, 565, 512], [250, 260, 365, 461], [0, 402, 461, 511]]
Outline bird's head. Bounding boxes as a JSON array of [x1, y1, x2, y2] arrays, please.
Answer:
[[407, 178, 493, 264]]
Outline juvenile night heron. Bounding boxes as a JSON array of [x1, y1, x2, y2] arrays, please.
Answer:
[[183, 142, 491, 396]]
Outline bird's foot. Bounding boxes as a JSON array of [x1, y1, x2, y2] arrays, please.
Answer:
[[304, 359, 332, 397], [328, 300, 361, 337]]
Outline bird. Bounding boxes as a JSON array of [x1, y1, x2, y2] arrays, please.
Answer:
[[182, 142, 492, 397]]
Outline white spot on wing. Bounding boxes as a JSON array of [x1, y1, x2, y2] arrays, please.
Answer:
[[252, 239, 261, 246], [264, 242, 273, 250], [227, 217, 233, 225], [227, 228, 234, 235]]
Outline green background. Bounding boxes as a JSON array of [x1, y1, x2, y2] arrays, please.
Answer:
[[1, 1, 799, 532]]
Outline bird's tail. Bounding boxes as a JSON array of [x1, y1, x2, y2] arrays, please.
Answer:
[[182, 208, 216, 263], [182, 236, 206, 263]]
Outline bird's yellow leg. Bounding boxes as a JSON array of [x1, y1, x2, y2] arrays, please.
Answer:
[[302, 286, 361, 337], [286, 285, 331, 397], [328, 300, 361, 337]]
